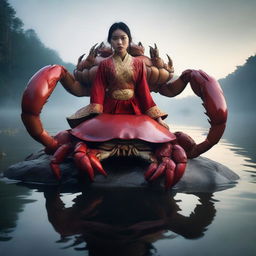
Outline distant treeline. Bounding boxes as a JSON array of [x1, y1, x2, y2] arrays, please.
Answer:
[[0, 0, 75, 107], [220, 55, 256, 114], [1, 0, 255, 115]]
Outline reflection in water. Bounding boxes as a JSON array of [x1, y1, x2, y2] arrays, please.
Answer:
[[43, 188, 216, 256], [0, 181, 33, 241], [1, 112, 255, 256]]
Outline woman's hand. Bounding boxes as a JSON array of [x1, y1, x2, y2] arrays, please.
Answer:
[[156, 117, 169, 130]]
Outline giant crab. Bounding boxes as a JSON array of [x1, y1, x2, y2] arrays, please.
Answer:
[[21, 42, 227, 189]]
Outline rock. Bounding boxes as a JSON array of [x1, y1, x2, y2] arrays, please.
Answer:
[[174, 157, 239, 192], [3, 150, 239, 193]]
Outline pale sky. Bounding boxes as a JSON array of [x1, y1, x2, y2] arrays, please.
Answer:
[[9, 0, 256, 96]]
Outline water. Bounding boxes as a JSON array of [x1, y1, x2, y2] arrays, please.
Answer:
[[0, 111, 255, 256]]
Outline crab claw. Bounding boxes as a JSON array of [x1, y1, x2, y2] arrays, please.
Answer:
[[89, 43, 98, 57], [178, 69, 228, 158], [166, 54, 174, 72], [97, 42, 113, 57], [74, 142, 107, 181], [149, 44, 165, 68], [149, 44, 159, 59], [98, 41, 104, 49], [77, 53, 86, 66], [129, 42, 145, 56]]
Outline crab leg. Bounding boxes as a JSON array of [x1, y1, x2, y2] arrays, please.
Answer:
[[149, 162, 167, 181], [73, 142, 107, 181], [144, 163, 158, 180], [145, 142, 187, 189], [172, 145, 187, 185], [145, 143, 172, 181], [165, 162, 175, 189], [88, 153, 107, 176], [78, 155, 95, 181], [50, 144, 72, 179], [73, 142, 94, 180]]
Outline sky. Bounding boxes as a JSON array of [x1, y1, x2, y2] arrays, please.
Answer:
[[8, 0, 256, 97]]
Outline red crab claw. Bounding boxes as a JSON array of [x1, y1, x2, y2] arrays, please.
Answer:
[[145, 142, 187, 189], [21, 65, 68, 154], [74, 142, 107, 181], [176, 69, 228, 158]]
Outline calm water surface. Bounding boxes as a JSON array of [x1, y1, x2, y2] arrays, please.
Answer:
[[0, 112, 255, 256]]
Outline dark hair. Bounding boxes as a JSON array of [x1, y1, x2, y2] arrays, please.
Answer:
[[107, 22, 132, 44]]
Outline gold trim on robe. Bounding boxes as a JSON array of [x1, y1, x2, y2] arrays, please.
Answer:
[[111, 89, 134, 100], [145, 106, 168, 120], [66, 103, 103, 128], [112, 53, 134, 84]]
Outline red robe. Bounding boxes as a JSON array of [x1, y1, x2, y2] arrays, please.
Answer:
[[67, 53, 166, 128], [90, 53, 167, 118]]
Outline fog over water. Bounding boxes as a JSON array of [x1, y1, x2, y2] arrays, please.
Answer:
[[1, 2, 255, 255]]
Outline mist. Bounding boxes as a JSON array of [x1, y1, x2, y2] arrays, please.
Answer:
[[1, 0, 256, 163]]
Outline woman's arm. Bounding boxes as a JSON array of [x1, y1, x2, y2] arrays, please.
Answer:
[[89, 61, 108, 113], [135, 60, 167, 119]]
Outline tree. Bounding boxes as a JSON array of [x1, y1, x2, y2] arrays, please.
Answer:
[[0, 0, 75, 107]]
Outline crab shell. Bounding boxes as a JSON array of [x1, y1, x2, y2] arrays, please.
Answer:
[[70, 114, 175, 143], [69, 113, 176, 162]]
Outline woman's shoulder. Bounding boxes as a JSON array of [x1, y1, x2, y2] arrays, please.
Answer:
[[131, 55, 144, 67], [96, 56, 114, 73], [100, 55, 112, 64], [99, 55, 113, 66]]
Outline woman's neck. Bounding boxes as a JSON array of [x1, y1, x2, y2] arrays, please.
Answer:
[[114, 51, 127, 60]]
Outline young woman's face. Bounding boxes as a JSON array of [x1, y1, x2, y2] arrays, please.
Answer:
[[110, 29, 129, 56]]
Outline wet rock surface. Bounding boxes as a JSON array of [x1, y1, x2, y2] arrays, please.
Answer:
[[4, 150, 239, 192]]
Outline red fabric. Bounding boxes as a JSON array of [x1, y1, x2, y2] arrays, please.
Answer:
[[71, 114, 176, 143], [90, 56, 156, 115]]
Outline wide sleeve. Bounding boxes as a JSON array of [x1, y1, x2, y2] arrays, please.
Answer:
[[88, 61, 107, 113], [66, 61, 106, 128], [135, 60, 167, 119]]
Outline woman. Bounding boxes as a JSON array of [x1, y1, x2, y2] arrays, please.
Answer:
[[67, 22, 168, 129]]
